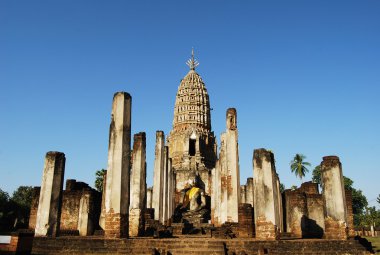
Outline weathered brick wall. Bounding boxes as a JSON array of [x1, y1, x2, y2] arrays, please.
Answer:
[[345, 189, 355, 237], [255, 215, 280, 240], [324, 216, 348, 240], [299, 181, 319, 195], [31, 236, 372, 255], [305, 194, 324, 238], [60, 191, 82, 231], [60, 180, 101, 233], [236, 203, 255, 237], [28, 187, 41, 230], [284, 189, 307, 238], [29, 179, 101, 235]]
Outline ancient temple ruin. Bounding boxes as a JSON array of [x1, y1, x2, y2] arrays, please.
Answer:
[[28, 51, 371, 254]]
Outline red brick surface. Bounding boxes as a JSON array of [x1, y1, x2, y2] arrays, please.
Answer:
[[104, 209, 128, 238]]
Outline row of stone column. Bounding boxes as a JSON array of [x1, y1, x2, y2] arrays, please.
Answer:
[[152, 131, 175, 224], [34, 92, 148, 238]]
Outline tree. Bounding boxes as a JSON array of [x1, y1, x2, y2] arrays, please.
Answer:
[[377, 194, 380, 205], [357, 206, 380, 231], [279, 183, 285, 193], [290, 154, 311, 180], [11, 186, 34, 228], [0, 186, 34, 231], [12, 186, 33, 209], [0, 188, 10, 220], [0, 189, 9, 206], [95, 169, 107, 192], [312, 165, 321, 184]]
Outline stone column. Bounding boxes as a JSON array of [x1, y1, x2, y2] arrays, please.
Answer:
[[152, 131, 165, 222], [213, 108, 240, 225], [211, 163, 221, 226], [246, 178, 254, 207], [35, 151, 66, 237], [104, 92, 131, 238], [78, 192, 93, 236], [253, 148, 280, 240], [129, 132, 146, 237], [224, 108, 240, 223], [146, 187, 153, 209], [161, 146, 169, 224], [166, 158, 173, 223], [99, 170, 107, 230], [321, 156, 348, 240], [276, 175, 284, 233], [240, 185, 246, 204]]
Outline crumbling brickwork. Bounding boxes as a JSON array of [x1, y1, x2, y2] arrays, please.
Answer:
[[284, 185, 324, 238], [345, 189, 355, 237], [236, 203, 255, 237], [255, 215, 280, 240]]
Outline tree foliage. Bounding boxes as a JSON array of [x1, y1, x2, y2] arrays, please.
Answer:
[[95, 169, 107, 192], [279, 183, 285, 193], [0, 186, 34, 232], [12, 186, 33, 209], [290, 154, 311, 180], [377, 194, 380, 205], [356, 206, 380, 228], [312, 165, 321, 184]]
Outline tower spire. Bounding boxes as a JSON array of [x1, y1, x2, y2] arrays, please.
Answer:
[[186, 48, 199, 70]]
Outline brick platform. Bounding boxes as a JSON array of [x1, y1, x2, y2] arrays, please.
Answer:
[[31, 236, 372, 255]]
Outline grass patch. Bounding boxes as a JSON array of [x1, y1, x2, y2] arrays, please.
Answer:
[[366, 236, 380, 254]]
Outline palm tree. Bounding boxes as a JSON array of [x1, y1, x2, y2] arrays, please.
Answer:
[[290, 154, 311, 180], [95, 169, 107, 192]]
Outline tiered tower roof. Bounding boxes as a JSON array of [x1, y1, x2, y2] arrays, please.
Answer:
[[172, 50, 211, 133]]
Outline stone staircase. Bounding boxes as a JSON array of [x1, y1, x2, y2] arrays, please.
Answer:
[[32, 237, 373, 255]]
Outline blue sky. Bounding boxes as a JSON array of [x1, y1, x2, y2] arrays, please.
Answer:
[[1, 1, 379, 208]]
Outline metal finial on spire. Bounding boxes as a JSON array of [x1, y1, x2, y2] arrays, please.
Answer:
[[186, 48, 199, 70]]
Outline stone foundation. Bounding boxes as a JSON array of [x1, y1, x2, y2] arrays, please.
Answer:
[[104, 210, 128, 238], [324, 217, 348, 240], [31, 236, 372, 254], [255, 216, 280, 240], [129, 209, 143, 237], [236, 203, 255, 237]]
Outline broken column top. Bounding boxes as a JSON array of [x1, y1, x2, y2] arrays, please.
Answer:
[[46, 151, 65, 158], [253, 148, 274, 168], [300, 181, 319, 195], [133, 132, 146, 142], [113, 91, 131, 99], [321, 155, 341, 169], [65, 179, 92, 191], [226, 108, 237, 130]]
